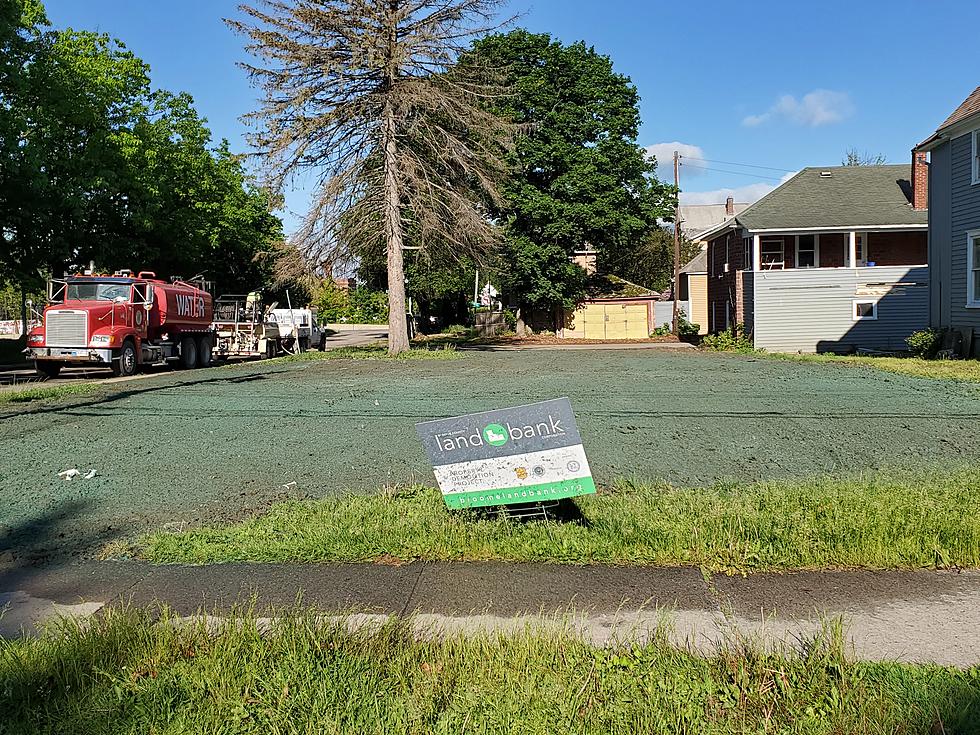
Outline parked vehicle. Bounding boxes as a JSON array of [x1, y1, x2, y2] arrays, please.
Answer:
[[27, 270, 214, 378], [269, 307, 326, 352], [213, 293, 283, 360]]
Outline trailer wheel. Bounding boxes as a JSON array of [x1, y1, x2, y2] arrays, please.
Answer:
[[35, 361, 62, 379], [111, 340, 138, 377], [179, 336, 198, 369], [197, 335, 213, 368]]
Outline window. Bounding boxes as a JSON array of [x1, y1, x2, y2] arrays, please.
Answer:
[[795, 234, 820, 268], [760, 239, 784, 269], [973, 130, 980, 185], [742, 237, 752, 270], [968, 230, 980, 307], [853, 300, 877, 320]]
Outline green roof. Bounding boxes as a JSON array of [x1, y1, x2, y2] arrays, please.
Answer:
[[730, 165, 927, 232], [586, 274, 659, 299]]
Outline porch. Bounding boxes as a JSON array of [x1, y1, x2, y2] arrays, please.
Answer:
[[747, 228, 927, 271]]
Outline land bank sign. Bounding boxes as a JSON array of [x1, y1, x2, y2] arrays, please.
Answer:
[[416, 398, 595, 509]]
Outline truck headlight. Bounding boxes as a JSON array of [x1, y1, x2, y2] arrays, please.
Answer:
[[91, 335, 111, 345]]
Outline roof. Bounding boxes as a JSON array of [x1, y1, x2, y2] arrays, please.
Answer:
[[680, 249, 707, 274], [700, 165, 926, 237], [678, 203, 749, 238], [585, 273, 659, 300], [937, 85, 980, 132]]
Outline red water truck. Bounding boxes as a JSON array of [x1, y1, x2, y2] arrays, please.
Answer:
[[26, 270, 214, 378]]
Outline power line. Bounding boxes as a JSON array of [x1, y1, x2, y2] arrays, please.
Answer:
[[695, 158, 794, 173], [679, 163, 785, 182]]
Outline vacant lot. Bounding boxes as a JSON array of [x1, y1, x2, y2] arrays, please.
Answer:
[[3, 349, 980, 559]]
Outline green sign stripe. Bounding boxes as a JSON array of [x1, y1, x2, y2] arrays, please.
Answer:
[[443, 477, 596, 509]]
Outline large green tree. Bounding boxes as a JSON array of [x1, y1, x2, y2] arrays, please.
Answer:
[[0, 0, 282, 298], [466, 30, 675, 324]]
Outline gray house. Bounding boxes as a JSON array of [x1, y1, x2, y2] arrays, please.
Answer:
[[918, 86, 980, 354], [698, 165, 929, 353]]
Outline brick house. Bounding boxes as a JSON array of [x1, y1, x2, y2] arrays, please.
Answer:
[[697, 163, 929, 353]]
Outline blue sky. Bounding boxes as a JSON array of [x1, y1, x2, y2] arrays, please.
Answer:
[[44, 0, 980, 223]]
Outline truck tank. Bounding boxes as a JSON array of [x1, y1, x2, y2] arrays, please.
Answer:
[[146, 281, 214, 336]]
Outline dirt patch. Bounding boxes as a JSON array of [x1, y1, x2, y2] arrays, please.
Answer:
[[4, 350, 980, 560]]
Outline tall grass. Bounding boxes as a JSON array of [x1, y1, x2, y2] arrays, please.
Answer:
[[0, 382, 99, 406], [767, 352, 980, 383], [140, 469, 980, 570], [278, 344, 462, 362], [2, 608, 978, 734]]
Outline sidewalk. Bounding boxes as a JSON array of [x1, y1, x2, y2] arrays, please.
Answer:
[[3, 560, 978, 667]]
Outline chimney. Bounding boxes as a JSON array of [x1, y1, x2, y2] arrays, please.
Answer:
[[725, 196, 735, 216], [912, 149, 928, 210]]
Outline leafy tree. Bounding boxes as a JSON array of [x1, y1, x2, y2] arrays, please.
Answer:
[[0, 1, 284, 302], [842, 148, 887, 166], [232, 0, 515, 354], [609, 226, 701, 293], [466, 30, 674, 326]]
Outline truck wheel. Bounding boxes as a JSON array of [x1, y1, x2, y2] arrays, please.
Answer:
[[111, 341, 138, 377], [298, 336, 310, 353], [197, 335, 213, 368], [35, 361, 62, 379], [179, 336, 198, 369]]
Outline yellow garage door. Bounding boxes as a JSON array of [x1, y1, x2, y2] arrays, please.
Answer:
[[581, 303, 607, 339], [580, 303, 649, 339], [603, 303, 649, 339]]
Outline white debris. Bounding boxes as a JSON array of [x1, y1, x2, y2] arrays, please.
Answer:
[[283, 481, 298, 490], [83, 469, 97, 480], [58, 468, 80, 481]]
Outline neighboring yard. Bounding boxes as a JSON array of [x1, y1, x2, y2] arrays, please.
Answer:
[[4, 348, 980, 561]]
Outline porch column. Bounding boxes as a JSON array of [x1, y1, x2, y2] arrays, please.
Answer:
[[848, 231, 857, 268], [752, 234, 761, 271]]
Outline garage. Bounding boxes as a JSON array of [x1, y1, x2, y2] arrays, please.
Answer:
[[561, 275, 659, 339]]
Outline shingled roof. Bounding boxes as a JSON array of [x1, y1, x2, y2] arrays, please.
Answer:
[[937, 85, 980, 132], [700, 165, 926, 235]]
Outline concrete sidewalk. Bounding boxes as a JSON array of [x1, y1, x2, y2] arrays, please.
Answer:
[[2, 560, 978, 667]]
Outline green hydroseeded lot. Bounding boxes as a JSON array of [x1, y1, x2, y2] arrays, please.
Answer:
[[5, 348, 980, 559], [140, 471, 980, 569], [3, 610, 980, 734]]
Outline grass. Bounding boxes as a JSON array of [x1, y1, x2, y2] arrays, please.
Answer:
[[0, 382, 99, 406], [139, 468, 980, 571], [279, 344, 462, 362], [768, 352, 980, 383], [2, 608, 979, 734]]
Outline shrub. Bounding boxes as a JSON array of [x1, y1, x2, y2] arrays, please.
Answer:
[[313, 283, 389, 324], [444, 324, 473, 337], [906, 328, 942, 359], [651, 315, 700, 339], [702, 323, 754, 352]]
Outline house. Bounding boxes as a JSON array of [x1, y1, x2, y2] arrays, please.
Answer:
[[697, 163, 929, 352], [677, 249, 708, 334], [559, 250, 662, 339], [917, 85, 980, 355], [679, 196, 749, 243]]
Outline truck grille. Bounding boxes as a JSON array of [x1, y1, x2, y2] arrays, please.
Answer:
[[46, 310, 88, 347]]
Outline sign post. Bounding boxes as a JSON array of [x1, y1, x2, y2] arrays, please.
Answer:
[[416, 398, 595, 509]]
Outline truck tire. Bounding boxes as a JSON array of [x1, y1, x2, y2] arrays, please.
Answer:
[[35, 361, 62, 379], [111, 341, 138, 377], [298, 336, 310, 353], [197, 335, 213, 368], [179, 336, 198, 369]]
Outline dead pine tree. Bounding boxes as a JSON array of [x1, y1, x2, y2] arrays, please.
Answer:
[[231, 0, 514, 354]]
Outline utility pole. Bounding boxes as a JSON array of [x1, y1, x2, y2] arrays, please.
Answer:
[[672, 150, 681, 336]]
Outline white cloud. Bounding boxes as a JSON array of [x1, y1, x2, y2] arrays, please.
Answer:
[[680, 172, 797, 206], [743, 89, 853, 127], [644, 142, 706, 176]]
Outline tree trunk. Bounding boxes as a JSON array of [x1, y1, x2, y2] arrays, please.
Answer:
[[383, 110, 409, 354]]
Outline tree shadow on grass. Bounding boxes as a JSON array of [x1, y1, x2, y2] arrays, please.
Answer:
[[468, 497, 590, 527]]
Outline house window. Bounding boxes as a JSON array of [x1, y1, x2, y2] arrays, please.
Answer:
[[973, 130, 980, 185], [968, 230, 980, 307], [855, 233, 867, 266], [795, 234, 820, 268], [742, 237, 751, 270], [853, 300, 878, 320], [760, 239, 784, 269]]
